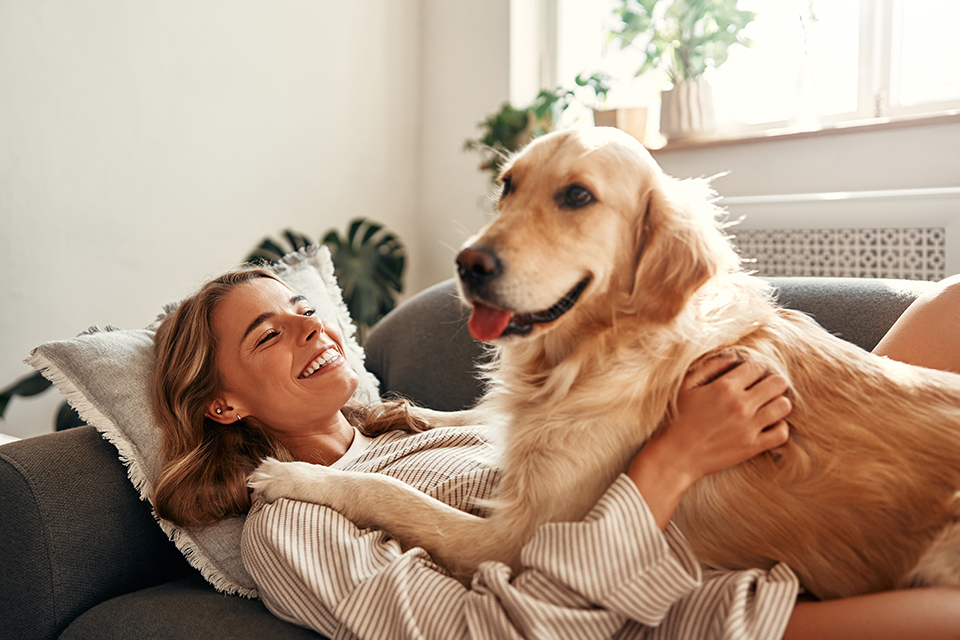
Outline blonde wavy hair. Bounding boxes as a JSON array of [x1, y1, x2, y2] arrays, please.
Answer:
[[151, 267, 427, 528]]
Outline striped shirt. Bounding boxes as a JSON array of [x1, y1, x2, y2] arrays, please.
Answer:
[[241, 425, 799, 639]]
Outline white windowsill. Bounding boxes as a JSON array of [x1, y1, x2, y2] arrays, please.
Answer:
[[652, 110, 960, 152]]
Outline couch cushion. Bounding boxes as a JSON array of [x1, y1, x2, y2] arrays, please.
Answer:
[[24, 245, 376, 598], [59, 574, 325, 640], [0, 427, 191, 640], [767, 276, 936, 352]]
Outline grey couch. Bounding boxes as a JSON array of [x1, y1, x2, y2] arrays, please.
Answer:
[[0, 276, 937, 640]]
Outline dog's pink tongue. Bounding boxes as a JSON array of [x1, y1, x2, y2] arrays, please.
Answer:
[[469, 304, 513, 341]]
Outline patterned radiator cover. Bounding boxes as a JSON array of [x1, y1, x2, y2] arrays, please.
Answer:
[[731, 227, 946, 281]]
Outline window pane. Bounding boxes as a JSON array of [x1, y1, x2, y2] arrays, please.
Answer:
[[556, 0, 862, 132], [896, 0, 960, 106], [710, 0, 860, 126]]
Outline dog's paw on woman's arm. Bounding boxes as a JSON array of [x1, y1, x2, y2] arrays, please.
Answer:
[[248, 458, 330, 504]]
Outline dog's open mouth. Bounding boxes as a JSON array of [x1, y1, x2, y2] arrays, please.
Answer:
[[468, 277, 590, 342]]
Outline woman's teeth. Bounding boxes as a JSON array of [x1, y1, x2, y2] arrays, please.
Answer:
[[299, 348, 340, 378]]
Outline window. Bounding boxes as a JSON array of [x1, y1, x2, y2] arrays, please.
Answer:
[[544, 0, 960, 142]]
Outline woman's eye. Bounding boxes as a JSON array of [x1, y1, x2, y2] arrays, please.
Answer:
[[562, 185, 594, 209], [303, 308, 316, 317], [256, 331, 279, 347]]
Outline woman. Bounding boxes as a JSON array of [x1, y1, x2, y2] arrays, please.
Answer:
[[152, 267, 960, 639]]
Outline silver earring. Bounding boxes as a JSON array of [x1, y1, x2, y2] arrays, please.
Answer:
[[237, 414, 242, 422], [216, 408, 222, 415]]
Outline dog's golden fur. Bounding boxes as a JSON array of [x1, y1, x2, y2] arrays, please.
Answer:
[[251, 127, 960, 599]]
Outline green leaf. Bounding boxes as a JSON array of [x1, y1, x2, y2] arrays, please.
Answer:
[[55, 401, 84, 431], [245, 230, 316, 265], [0, 371, 53, 419], [608, 0, 755, 82], [322, 218, 406, 338]]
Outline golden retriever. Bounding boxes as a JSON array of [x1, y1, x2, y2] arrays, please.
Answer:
[[251, 127, 960, 599]]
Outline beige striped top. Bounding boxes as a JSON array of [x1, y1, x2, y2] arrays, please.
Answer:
[[241, 425, 799, 639]]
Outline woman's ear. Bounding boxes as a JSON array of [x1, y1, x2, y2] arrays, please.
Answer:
[[206, 399, 237, 424]]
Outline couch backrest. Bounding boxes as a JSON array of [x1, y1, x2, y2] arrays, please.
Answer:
[[364, 277, 936, 410]]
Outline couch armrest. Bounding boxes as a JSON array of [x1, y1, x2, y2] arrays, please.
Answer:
[[0, 426, 192, 640]]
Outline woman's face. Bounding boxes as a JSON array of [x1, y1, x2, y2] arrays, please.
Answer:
[[209, 276, 359, 434]]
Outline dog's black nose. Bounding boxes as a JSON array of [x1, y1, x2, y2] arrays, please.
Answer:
[[456, 247, 502, 287]]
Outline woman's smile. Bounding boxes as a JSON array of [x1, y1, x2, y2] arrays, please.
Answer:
[[299, 346, 344, 379]]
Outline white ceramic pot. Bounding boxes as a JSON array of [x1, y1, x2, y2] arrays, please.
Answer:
[[659, 79, 716, 142]]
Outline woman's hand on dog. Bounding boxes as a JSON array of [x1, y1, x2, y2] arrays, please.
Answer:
[[628, 353, 792, 529]]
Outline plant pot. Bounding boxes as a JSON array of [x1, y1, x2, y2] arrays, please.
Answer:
[[659, 79, 717, 142], [593, 107, 649, 145]]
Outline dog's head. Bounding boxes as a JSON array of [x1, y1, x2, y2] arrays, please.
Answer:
[[456, 127, 739, 344]]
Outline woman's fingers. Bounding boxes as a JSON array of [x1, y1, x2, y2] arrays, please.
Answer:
[[756, 419, 791, 452], [683, 353, 741, 389]]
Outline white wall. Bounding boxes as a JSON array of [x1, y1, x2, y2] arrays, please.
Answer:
[[416, 0, 511, 289]]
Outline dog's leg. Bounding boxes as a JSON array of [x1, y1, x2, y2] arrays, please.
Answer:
[[249, 459, 508, 581], [406, 405, 488, 429]]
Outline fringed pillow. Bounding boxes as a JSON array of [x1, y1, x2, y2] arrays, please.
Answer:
[[26, 245, 379, 597]]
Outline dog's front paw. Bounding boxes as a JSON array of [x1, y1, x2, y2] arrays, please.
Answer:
[[248, 457, 325, 504]]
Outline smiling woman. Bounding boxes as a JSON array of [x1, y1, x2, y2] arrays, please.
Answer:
[[150, 268, 427, 529], [208, 276, 358, 462]]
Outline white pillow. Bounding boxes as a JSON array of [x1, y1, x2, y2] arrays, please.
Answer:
[[26, 245, 379, 598]]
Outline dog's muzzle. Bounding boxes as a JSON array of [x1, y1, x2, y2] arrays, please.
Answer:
[[456, 247, 589, 342]]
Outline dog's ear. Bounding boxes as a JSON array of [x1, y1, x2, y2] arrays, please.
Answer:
[[629, 179, 738, 323]]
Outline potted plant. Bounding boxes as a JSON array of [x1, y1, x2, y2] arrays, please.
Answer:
[[464, 72, 611, 182], [607, 0, 756, 141]]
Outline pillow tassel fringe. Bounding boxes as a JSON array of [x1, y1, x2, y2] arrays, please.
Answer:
[[24, 349, 153, 497]]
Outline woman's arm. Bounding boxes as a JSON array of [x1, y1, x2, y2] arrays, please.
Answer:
[[784, 590, 960, 640], [242, 476, 800, 640], [629, 354, 791, 529], [873, 274, 960, 373]]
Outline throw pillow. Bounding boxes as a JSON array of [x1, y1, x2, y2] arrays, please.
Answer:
[[25, 245, 379, 597]]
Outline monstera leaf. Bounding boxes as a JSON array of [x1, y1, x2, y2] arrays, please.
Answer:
[[246, 221, 406, 342], [323, 218, 405, 340], [0, 370, 84, 431], [246, 229, 315, 265]]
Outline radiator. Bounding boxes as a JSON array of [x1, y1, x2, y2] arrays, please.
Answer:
[[731, 227, 946, 281], [720, 187, 960, 281]]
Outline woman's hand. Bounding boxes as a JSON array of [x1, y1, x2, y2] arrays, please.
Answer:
[[628, 353, 792, 529]]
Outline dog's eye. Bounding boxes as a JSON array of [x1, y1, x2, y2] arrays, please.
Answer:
[[500, 177, 513, 198], [561, 185, 594, 209]]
